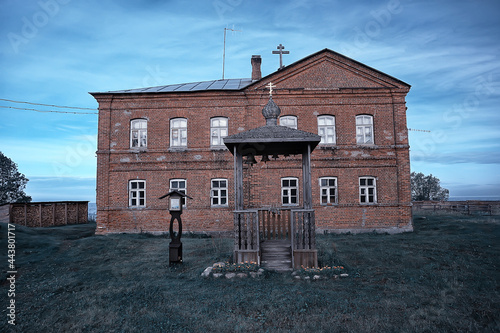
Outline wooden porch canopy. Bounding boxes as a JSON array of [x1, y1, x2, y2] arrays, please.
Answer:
[[223, 97, 321, 210], [224, 96, 321, 268]]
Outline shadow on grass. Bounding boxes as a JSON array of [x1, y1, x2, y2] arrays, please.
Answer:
[[0, 214, 499, 332]]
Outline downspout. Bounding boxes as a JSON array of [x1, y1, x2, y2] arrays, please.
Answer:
[[390, 91, 400, 204], [106, 95, 115, 230]]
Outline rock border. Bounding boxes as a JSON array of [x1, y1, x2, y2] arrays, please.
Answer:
[[201, 262, 349, 280], [291, 271, 349, 280], [201, 262, 265, 279]]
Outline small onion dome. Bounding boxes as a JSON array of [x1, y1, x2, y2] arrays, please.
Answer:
[[262, 97, 281, 126]]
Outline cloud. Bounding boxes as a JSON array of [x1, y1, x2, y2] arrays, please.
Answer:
[[445, 182, 500, 201], [411, 151, 500, 165], [26, 176, 96, 202], [1, 135, 97, 178]]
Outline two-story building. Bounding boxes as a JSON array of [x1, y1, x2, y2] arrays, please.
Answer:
[[91, 48, 412, 234]]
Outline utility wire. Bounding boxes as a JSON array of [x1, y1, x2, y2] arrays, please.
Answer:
[[408, 128, 431, 133], [0, 98, 97, 111], [0, 105, 98, 115]]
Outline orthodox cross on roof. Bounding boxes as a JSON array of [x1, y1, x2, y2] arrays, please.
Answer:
[[266, 82, 276, 96], [272, 44, 290, 69]]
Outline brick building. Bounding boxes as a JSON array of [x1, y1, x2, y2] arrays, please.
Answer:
[[91, 48, 412, 235]]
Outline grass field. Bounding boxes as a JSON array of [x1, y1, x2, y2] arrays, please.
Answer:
[[1, 213, 499, 332]]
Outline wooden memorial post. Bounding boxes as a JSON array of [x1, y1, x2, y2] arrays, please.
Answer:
[[159, 190, 192, 265]]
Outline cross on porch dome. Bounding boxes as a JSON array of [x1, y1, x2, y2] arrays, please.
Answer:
[[266, 82, 276, 96]]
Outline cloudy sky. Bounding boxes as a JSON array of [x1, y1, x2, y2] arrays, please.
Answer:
[[1, 0, 499, 202]]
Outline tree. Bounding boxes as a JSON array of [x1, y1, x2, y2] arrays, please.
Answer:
[[0, 152, 32, 205], [411, 172, 449, 201]]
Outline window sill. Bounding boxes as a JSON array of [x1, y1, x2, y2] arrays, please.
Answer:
[[318, 145, 337, 150], [211, 205, 229, 208], [210, 146, 228, 151], [129, 147, 148, 152], [168, 147, 188, 152]]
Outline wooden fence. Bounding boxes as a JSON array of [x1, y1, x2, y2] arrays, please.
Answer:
[[412, 201, 500, 215], [0, 201, 90, 227]]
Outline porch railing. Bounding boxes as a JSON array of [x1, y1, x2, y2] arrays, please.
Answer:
[[233, 210, 260, 264], [233, 208, 317, 267], [290, 209, 316, 250], [258, 208, 291, 241]]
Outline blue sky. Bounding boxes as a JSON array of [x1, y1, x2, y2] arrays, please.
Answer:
[[1, 0, 499, 202]]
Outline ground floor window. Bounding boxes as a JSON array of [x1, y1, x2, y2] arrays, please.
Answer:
[[320, 177, 337, 204], [211, 179, 228, 207], [281, 177, 299, 206], [359, 177, 376, 204], [170, 179, 187, 207], [129, 180, 146, 207]]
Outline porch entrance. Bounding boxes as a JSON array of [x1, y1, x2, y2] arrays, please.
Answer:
[[224, 93, 321, 269]]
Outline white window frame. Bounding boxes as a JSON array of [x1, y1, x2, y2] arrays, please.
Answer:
[[318, 115, 336, 145], [359, 177, 377, 204], [210, 117, 228, 147], [170, 179, 187, 207], [130, 119, 147, 148], [170, 118, 187, 148], [281, 177, 299, 206], [279, 116, 297, 129], [211, 178, 228, 207], [319, 177, 337, 205], [129, 180, 146, 207], [356, 115, 374, 144]]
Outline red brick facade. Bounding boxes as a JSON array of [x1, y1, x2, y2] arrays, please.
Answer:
[[91, 49, 412, 234]]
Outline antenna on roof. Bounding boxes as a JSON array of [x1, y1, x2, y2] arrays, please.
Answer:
[[222, 26, 241, 80]]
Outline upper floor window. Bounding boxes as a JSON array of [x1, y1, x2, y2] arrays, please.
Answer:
[[359, 177, 377, 204], [211, 179, 228, 207], [319, 177, 337, 204], [170, 179, 187, 207], [281, 177, 299, 206], [129, 180, 146, 207], [318, 115, 336, 144], [211, 117, 228, 147], [170, 118, 187, 147], [130, 119, 147, 148], [356, 115, 374, 144], [279, 116, 297, 129]]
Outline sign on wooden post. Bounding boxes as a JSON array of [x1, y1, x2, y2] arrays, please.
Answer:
[[159, 190, 193, 266]]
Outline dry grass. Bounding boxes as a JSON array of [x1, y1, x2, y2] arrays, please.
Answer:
[[0, 213, 499, 332]]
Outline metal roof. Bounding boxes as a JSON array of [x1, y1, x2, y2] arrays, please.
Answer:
[[100, 78, 254, 94]]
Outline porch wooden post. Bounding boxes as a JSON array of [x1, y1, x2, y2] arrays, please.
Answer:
[[234, 146, 244, 210], [302, 144, 312, 209]]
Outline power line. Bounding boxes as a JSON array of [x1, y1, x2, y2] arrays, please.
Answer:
[[0, 105, 98, 115], [0, 98, 97, 111], [408, 128, 431, 133]]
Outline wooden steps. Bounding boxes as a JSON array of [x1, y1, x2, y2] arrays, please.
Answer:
[[260, 240, 292, 272]]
